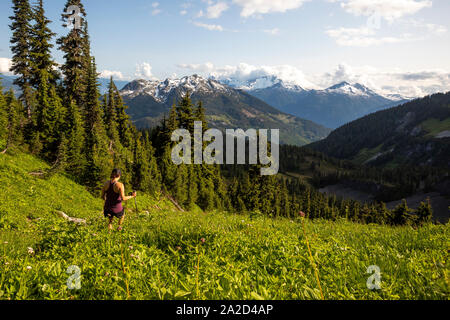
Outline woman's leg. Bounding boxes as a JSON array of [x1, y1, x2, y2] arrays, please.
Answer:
[[117, 216, 125, 231], [108, 217, 114, 231]]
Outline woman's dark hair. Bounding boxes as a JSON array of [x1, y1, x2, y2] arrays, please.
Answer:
[[110, 168, 122, 179]]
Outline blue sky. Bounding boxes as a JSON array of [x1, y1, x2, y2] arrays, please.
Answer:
[[1, 0, 449, 96]]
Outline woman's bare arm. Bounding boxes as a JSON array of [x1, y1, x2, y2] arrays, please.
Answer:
[[119, 183, 136, 201]]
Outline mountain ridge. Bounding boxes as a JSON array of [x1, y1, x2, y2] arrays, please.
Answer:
[[120, 75, 331, 146], [219, 75, 412, 128], [308, 91, 450, 167]]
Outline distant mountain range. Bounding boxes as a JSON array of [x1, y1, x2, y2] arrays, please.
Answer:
[[217, 75, 411, 128], [0, 74, 17, 93], [120, 75, 331, 146], [309, 92, 450, 167]]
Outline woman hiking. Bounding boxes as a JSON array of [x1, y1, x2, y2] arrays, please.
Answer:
[[101, 169, 136, 231]]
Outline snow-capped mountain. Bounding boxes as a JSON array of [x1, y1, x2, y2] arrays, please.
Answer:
[[219, 77, 411, 129], [213, 75, 306, 92], [121, 74, 233, 102], [119, 75, 331, 146], [323, 81, 378, 97]]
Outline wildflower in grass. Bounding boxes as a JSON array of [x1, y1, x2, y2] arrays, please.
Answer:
[[3, 241, 8, 244], [27, 247, 34, 255], [129, 246, 133, 250], [176, 246, 182, 251], [299, 211, 305, 218], [26, 266, 32, 270]]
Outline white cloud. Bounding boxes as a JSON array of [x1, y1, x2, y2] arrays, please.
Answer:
[[326, 15, 446, 47], [151, 2, 161, 15], [315, 63, 379, 88], [339, 0, 432, 22], [178, 62, 318, 89], [177, 61, 450, 98], [0, 57, 12, 74], [180, 10, 188, 15], [206, 2, 229, 19], [326, 26, 414, 46], [193, 21, 224, 31], [313, 63, 450, 97], [232, 0, 309, 17], [264, 28, 280, 35], [177, 62, 216, 73], [135, 62, 156, 80], [99, 70, 125, 80]]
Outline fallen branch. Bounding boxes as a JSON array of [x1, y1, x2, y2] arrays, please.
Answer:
[[163, 192, 184, 212], [29, 171, 45, 177], [55, 211, 87, 225]]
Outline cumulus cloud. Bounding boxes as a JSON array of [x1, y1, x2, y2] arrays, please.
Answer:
[[176, 60, 450, 97], [0, 57, 12, 74], [135, 62, 156, 80], [193, 21, 224, 31], [99, 70, 125, 80], [232, 0, 309, 17], [315, 63, 379, 88], [313, 63, 450, 97], [206, 2, 229, 19], [339, 0, 432, 22], [177, 62, 216, 73], [178, 62, 318, 89]]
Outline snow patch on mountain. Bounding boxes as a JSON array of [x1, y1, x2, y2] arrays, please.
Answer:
[[121, 74, 232, 103], [323, 82, 379, 97], [213, 74, 308, 92]]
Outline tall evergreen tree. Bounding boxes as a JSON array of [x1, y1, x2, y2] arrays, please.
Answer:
[[65, 99, 86, 177], [9, 0, 34, 118], [34, 69, 66, 161], [83, 57, 110, 188], [29, 0, 57, 88], [4, 89, 25, 150], [57, 0, 88, 107], [111, 80, 132, 148], [104, 77, 121, 145], [176, 92, 195, 132]]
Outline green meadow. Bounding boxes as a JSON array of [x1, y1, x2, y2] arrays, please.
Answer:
[[0, 151, 448, 300]]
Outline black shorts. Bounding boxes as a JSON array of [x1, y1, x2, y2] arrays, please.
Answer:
[[104, 209, 125, 219]]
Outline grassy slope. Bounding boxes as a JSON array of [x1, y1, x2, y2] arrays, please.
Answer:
[[0, 151, 448, 300]]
